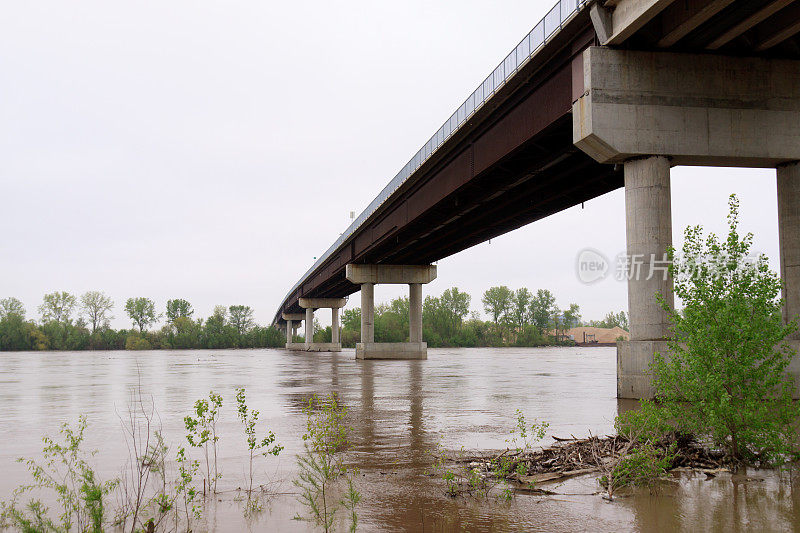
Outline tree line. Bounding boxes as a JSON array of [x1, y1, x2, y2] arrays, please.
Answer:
[[0, 292, 283, 351], [335, 286, 628, 348], [0, 287, 628, 351]]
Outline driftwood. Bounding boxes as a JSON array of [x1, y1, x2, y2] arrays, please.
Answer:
[[458, 434, 732, 486]]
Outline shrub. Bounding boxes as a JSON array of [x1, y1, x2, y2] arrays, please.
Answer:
[[652, 194, 800, 465]]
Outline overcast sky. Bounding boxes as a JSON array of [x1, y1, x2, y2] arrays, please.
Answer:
[[0, 1, 781, 329]]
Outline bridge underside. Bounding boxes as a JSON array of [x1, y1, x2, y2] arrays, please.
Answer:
[[276, 0, 800, 320], [283, 117, 622, 315], [613, 0, 800, 57]]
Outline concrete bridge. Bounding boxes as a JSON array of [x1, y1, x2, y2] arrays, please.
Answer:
[[273, 0, 800, 398]]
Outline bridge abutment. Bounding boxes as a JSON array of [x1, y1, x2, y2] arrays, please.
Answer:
[[346, 264, 437, 360], [573, 46, 800, 399], [298, 298, 347, 352]]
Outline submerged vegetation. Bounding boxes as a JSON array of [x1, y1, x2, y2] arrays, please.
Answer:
[[294, 393, 360, 533], [1, 387, 284, 532]]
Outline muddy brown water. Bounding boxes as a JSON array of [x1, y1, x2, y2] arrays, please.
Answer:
[[1, 347, 798, 532]]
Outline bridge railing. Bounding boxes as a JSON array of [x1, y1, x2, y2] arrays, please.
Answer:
[[276, 0, 589, 320]]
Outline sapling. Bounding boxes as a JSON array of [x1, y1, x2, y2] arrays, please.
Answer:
[[184, 391, 223, 495], [235, 387, 284, 513], [293, 393, 360, 532], [0, 416, 117, 532]]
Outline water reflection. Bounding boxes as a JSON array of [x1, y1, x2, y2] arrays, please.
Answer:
[[0, 347, 797, 532]]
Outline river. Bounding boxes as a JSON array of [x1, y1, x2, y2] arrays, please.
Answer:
[[0, 347, 797, 531]]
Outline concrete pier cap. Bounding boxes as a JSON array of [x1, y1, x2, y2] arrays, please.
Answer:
[[281, 313, 305, 322], [346, 264, 437, 284], [573, 47, 800, 167], [347, 263, 436, 360], [298, 297, 347, 309]]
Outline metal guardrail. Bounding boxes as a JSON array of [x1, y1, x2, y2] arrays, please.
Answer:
[[276, 0, 589, 321]]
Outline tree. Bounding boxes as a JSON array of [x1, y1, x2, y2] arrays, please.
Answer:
[[589, 311, 629, 330], [80, 291, 114, 334], [529, 289, 556, 333], [650, 194, 800, 464], [511, 288, 531, 331], [203, 307, 235, 348], [482, 286, 512, 323], [440, 287, 471, 331], [0, 297, 25, 319], [166, 299, 194, 323], [125, 297, 157, 333], [341, 308, 361, 332], [562, 303, 581, 330], [38, 292, 77, 324], [424, 288, 471, 344], [229, 305, 255, 336]]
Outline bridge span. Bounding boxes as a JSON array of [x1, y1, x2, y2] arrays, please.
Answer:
[[273, 0, 800, 398]]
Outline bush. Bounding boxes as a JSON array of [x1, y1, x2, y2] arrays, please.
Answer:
[[652, 194, 800, 465], [125, 334, 151, 351]]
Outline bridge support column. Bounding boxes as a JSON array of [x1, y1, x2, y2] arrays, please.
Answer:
[[282, 313, 306, 351], [573, 46, 800, 399], [778, 161, 800, 393], [616, 156, 674, 399], [409, 283, 422, 343], [299, 298, 347, 352], [305, 308, 314, 350], [347, 264, 437, 360], [361, 283, 374, 344], [332, 307, 340, 345]]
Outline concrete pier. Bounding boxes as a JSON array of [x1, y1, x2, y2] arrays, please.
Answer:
[[616, 156, 674, 399], [573, 46, 800, 399], [347, 264, 436, 360], [332, 307, 340, 345], [298, 297, 346, 352], [625, 156, 673, 341], [285, 319, 293, 345], [409, 283, 422, 343], [778, 161, 800, 395], [305, 308, 314, 350], [282, 312, 306, 351], [778, 161, 800, 337], [361, 283, 375, 344]]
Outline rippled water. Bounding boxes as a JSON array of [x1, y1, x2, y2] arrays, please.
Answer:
[[0, 347, 797, 531]]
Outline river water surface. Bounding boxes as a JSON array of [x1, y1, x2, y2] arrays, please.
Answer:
[[0, 347, 798, 531]]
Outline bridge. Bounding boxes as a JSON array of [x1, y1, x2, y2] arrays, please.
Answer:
[[273, 0, 800, 398]]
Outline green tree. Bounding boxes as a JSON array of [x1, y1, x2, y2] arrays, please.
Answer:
[[511, 288, 531, 331], [562, 303, 581, 330], [229, 305, 255, 336], [529, 289, 556, 333], [651, 194, 800, 464], [589, 311, 629, 330], [80, 291, 114, 334], [203, 306, 235, 348], [163, 316, 202, 349], [166, 299, 194, 323], [38, 291, 77, 324], [482, 286, 512, 324], [0, 314, 34, 351], [0, 297, 25, 319], [341, 308, 360, 331], [125, 297, 157, 333]]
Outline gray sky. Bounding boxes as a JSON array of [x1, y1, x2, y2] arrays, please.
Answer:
[[0, 1, 781, 329]]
